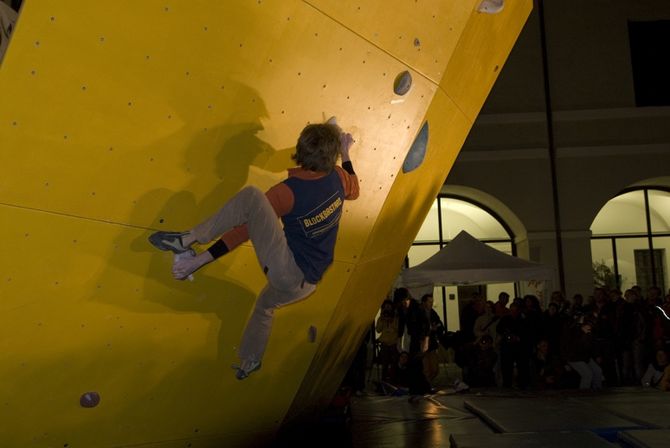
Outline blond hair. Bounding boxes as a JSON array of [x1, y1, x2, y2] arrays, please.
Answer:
[[292, 123, 341, 172]]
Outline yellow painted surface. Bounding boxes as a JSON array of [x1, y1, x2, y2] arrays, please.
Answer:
[[0, 0, 531, 446]]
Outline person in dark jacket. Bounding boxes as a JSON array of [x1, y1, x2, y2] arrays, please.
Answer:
[[531, 339, 567, 389], [395, 288, 422, 357], [497, 303, 530, 388], [542, 302, 565, 358], [464, 334, 497, 387], [565, 318, 603, 390], [382, 351, 411, 395], [418, 294, 445, 383], [376, 299, 400, 380]]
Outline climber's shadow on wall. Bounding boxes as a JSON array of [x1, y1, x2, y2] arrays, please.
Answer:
[[93, 81, 296, 371]]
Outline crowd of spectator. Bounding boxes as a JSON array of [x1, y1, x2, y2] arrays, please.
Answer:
[[375, 285, 670, 394]]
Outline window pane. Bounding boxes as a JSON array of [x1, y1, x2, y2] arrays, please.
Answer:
[[628, 20, 670, 107], [651, 236, 669, 293], [415, 199, 439, 242], [648, 190, 670, 233], [616, 237, 651, 292], [592, 238, 616, 289], [486, 241, 513, 256], [591, 190, 648, 236], [407, 244, 440, 267], [441, 198, 509, 241], [591, 239, 614, 266]]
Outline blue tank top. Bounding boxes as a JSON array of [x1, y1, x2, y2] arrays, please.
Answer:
[[282, 170, 345, 283]]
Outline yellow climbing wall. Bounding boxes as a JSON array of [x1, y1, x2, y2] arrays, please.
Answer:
[[0, 1, 531, 447]]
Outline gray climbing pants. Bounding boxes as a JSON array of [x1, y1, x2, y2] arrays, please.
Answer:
[[191, 186, 316, 362]]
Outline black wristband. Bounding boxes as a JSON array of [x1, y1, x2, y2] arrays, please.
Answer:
[[342, 161, 355, 175], [207, 240, 230, 259]]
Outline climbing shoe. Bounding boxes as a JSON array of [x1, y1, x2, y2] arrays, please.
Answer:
[[233, 359, 262, 380], [149, 231, 191, 254]]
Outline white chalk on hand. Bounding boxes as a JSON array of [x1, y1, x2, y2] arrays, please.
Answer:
[[174, 250, 195, 282]]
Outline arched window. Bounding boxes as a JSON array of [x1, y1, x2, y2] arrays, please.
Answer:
[[591, 187, 670, 293], [408, 195, 515, 330]]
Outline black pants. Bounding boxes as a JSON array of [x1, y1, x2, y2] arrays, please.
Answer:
[[500, 343, 530, 388], [406, 335, 431, 394]]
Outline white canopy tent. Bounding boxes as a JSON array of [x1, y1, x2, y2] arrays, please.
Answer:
[[401, 230, 553, 288], [396, 230, 553, 335]]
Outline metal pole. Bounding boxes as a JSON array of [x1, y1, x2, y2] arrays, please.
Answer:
[[437, 198, 448, 323], [643, 189, 657, 287], [537, 0, 566, 294], [612, 237, 620, 289]]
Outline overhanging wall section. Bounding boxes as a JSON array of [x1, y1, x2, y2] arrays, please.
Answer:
[[288, 0, 533, 419]]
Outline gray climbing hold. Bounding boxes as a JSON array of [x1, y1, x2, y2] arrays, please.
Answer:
[[393, 71, 412, 96], [79, 391, 100, 408], [478, 0, 504, 14], [308, 326, 317, 343], [402, 122, 429, 173]]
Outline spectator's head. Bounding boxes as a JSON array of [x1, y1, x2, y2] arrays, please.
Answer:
[[398, 351, 410, 366], [293, 123, 341, 172], [394, 287, 411, 308], [524, 295, 541, 312], [624, 289, 638, 303], [609, 289, 623, 301], [573, 293, 584, 306], [421, 294, 434, 309], [655, 349, 669, 369], [594, 287, 607, 305], [547, 302, 558, 316], [550, 290, 564, 303], [648, 286, 662, 305], [510, 303, 521, 318], [536, 339, 549, 356], [498, 292, 510, 305], [381, 299, 394, 315]]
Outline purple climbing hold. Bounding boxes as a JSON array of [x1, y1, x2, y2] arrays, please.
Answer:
[[308, 326, 317, 343], [80, 391, 101, 408]]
